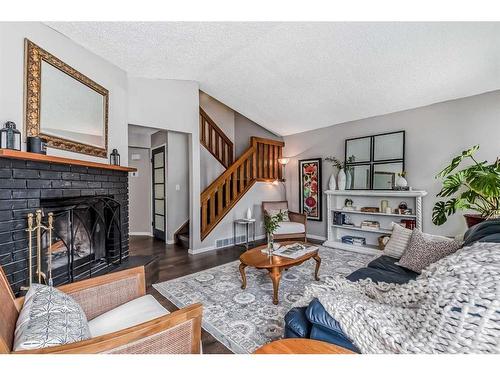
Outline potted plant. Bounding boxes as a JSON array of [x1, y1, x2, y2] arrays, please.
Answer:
[[264, 211, 284, 254], [432, 145, 500, 227]]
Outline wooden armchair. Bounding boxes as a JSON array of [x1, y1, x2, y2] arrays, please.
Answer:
[[262, 201, 307, 242], [0, 266, 202, 354]]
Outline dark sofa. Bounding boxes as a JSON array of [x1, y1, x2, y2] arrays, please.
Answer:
[[284, 219, 500, 352]]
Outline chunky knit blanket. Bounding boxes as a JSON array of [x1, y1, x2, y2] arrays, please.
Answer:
[[297, 242, 500, 353]]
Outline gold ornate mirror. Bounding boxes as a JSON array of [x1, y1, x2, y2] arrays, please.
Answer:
[[25, 39, 108, 157]]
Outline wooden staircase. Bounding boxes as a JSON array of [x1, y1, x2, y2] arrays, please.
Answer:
[[200, 136, 284, 240]]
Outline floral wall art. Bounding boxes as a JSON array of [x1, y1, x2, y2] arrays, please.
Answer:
[[298, 158, 322, 221]]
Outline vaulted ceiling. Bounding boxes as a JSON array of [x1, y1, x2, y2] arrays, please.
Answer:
[[47, 22, 500, 136]]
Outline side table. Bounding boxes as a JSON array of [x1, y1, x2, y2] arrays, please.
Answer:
[[254, 338, 355, 354], [233, 219, 256, 249]]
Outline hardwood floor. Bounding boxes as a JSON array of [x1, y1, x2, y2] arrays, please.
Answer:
[[129, 235, 260, 354]]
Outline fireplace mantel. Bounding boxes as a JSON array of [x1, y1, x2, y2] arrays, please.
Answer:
[[0, 150, 136, 172]]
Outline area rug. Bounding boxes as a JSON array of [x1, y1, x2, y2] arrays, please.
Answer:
[[153, 246, 373, 353]]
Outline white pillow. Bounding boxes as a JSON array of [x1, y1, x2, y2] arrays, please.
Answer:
[[266, 208, 290, 222], [383, 223, 413, 259], [14, 284, 90, 351]]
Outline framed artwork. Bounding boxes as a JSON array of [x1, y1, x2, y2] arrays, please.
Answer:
[[298, 158, 322, 221]]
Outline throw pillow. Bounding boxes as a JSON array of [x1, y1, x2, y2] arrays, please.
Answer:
[[383, 223, 413, 259], [397, 230, 462, 273], [13, 284, 91, 351], [266, 208, 290, 222]]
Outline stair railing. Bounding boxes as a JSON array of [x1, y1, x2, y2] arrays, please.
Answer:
[[199, 107, 234, 168], [200, 137, 284, 240]]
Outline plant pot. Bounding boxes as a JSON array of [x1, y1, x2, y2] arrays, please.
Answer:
[[464, 214, 486, 228]]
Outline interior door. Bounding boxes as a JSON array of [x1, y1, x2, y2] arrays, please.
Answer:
[[152, 146, 166, 241]]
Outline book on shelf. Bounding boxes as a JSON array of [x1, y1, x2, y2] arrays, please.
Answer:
[[273, 243, 318, 259], [341, 235, 366, 246], [361, 220, 380, 230]]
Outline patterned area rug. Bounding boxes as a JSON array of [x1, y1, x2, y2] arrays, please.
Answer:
[[153, 246, 373, 353]]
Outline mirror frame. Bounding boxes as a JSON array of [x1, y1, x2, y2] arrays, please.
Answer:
[[344, 130, 405, 190], [24, 39, 109, 158]]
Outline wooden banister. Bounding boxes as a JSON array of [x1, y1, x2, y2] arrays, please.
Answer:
[[200, 107, 234, 168], [201, 137, 284, 240]]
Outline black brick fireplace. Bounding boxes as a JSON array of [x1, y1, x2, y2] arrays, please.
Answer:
[[0, 156, 130, 296]]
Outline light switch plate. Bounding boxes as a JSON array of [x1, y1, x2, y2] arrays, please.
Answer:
[[175, 184, 180, 191], [130, 171, 139, 178]]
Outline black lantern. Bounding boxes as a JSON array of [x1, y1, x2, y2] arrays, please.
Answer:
[[110, 149, 120, 166], [0, 121, 21, 151]]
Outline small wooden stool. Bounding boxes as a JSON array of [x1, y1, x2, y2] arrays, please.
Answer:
[[254, 338, 355, 354]]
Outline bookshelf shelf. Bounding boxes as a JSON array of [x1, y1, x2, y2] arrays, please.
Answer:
[[324, 190, 427, 254]]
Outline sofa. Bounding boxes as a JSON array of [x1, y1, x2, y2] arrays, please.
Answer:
[[284, 219, 500, 353]]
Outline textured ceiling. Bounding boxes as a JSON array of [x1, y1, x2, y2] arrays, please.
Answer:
[[47, 22, 500, 136]]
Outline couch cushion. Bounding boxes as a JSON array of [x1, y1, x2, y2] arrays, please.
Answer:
[[88, 295, 168, 337], [274, 222, 305, 235], [347, 267, 417, 284], [14, 284, 91, 351], [306, 299, 359, 352], [368, 255, 419, 278], [383, 223, 413, 259], [463, 219, 500, 247], [284, 306, 311, 338], [398, 230, 462, 273]]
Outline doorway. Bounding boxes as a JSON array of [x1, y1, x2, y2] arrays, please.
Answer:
[[152, 146, 166, 241]]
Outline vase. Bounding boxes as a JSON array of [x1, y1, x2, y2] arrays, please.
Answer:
[[328, 173, 337, 190], [267, 233, 274, 256], [338, 168, 346, 190], [396, 175, 408, 188], [246, 207, 252, 220]]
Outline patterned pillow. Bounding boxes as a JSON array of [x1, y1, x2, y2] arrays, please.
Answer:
[[383, 223, 413, 259], [266, 208, 290, 222], [13, 284, 91, 351], [397, 230, 462, 273]]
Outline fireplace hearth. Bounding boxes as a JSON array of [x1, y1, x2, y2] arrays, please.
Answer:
[[0, 154, 131, 296]]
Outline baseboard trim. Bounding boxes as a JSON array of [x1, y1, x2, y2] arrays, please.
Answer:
[[130, 232, 153, 236], [307, 234, 327, 241], [189, 234, 267, 255]]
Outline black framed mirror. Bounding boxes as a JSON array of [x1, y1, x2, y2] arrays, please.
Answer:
[[344, 130, 405, 190]]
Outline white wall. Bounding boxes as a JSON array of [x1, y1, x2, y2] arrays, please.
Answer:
[[283, 90, 500, 239], [0, 22, 128, 164], [128, 147, 152, 235], [128, 77, 202, 249], [167, 131, 190, 242]]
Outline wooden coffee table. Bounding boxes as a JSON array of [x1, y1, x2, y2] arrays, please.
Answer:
[[254, 338, 354, 354], [239, 241, 321, 305]]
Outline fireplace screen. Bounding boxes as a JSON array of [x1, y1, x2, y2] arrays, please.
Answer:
[[39, 196, 123, 286]]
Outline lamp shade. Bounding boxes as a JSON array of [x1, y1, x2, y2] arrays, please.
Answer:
[[278, 157, 290, 165]]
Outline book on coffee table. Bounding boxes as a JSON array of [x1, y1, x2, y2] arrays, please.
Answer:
[[273, 243, 318, 259]]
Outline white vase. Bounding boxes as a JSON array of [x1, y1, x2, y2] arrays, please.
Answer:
[[396, 176, 408, 188], [246, 207, 252, 220], [328, 173, 337, 190], [338, 168, 346, 190]]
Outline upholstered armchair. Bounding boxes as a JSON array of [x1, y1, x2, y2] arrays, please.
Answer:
[[262, 201, 307, 242], [0, 266, 202, 354]]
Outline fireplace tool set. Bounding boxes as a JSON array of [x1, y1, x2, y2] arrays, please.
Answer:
[[22, 209, 54, 290]]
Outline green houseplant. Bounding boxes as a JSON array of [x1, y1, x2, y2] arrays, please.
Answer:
[[432, 145, 500, 227], [264, 211, 284, 253]]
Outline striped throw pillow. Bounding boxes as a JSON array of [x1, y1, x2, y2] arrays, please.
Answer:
[[383, 223, 413, 259]]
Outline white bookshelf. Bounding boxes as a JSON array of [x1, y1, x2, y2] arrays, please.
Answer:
[[323, 190, 427, 255]]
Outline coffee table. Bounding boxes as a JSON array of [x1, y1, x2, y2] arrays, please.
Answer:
[[254, 338, 354, 354], [239, 241, 321, 305]]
